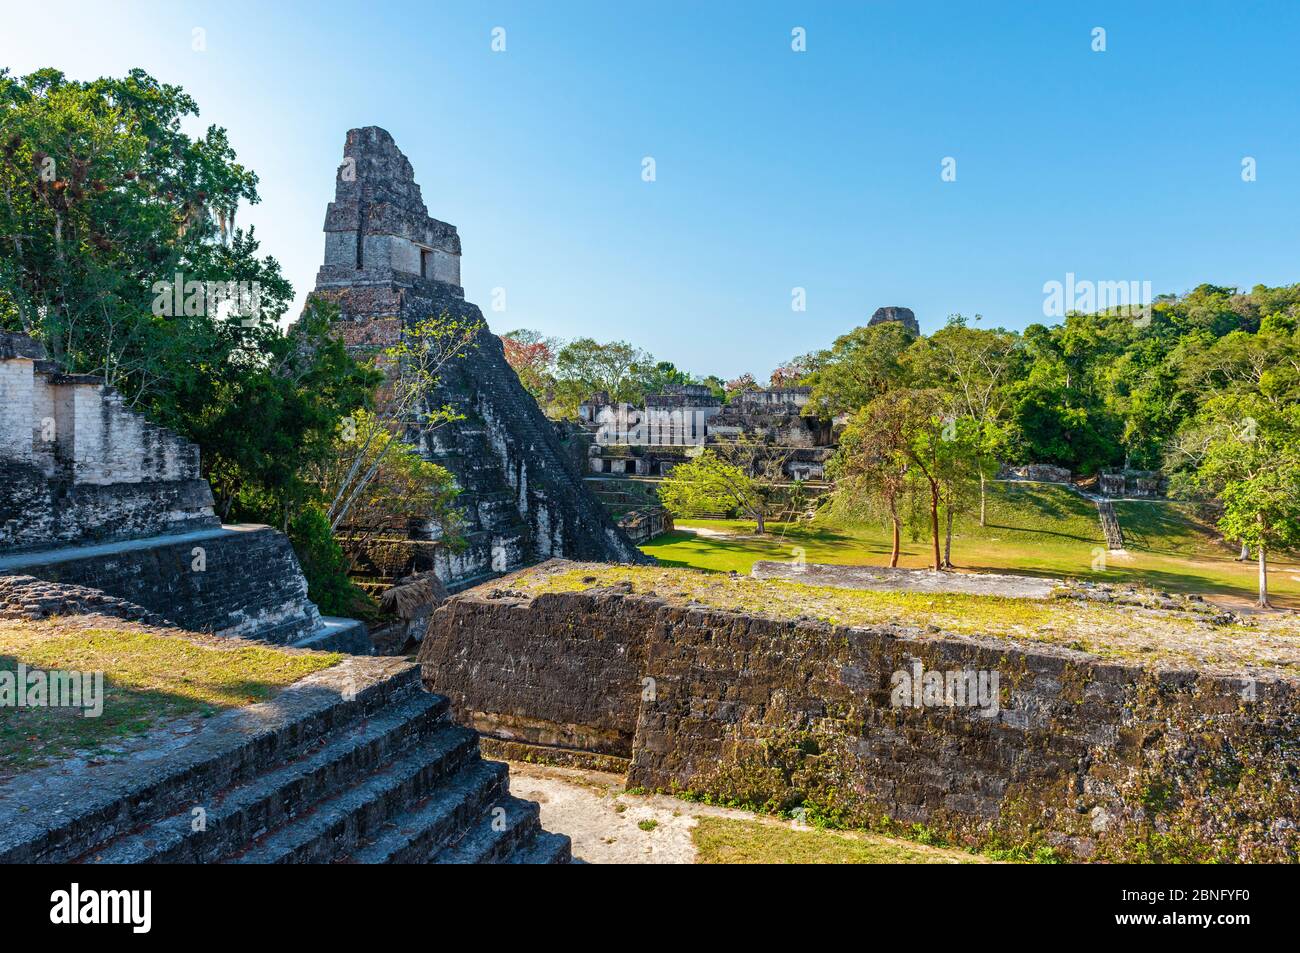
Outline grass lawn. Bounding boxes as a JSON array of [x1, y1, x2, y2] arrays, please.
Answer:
[[641, 482, 1300, 610], [0, 620, 340, 774], [691, 815, 987, 864]]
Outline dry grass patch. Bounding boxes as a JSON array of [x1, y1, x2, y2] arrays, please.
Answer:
[[0, 616, 340, 774], [691, 815, 987, 864]]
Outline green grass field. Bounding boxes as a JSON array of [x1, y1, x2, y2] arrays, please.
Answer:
[[641, 482, 1300, 610]]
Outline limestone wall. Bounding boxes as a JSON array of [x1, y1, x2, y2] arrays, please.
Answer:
[[0, 355, 35, 460], [421, 578, 1300, 861], [0, 336, 218, 552]]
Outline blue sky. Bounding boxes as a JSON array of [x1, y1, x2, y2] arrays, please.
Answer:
[[2, 1, 1298, 379]]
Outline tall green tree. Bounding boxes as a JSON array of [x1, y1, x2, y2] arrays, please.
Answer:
[[905, 315, 1020, 524], [0, 68, 382, 600], [1172, 394, 1300, 607], [658, 447, 771, 533], [552, 337, 652, 415], [829, 388, 967, 570], [807, 322, 915, 417]]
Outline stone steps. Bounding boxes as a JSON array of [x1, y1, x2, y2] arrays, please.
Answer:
[[503, 829, 573, 865], [347, 759, 509, 863], [432, 792, 545, 864], [0, 657, 569, 865], [226, 725, 482, 864], [81, 691, 453, 864], [1096, 499, 1125, 550]]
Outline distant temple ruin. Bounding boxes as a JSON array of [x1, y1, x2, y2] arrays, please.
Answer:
[[867, 305, 920, 336], [310, 127, 643, 589], [583, 384, 835, 482]]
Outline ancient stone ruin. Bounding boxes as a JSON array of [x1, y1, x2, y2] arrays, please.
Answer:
[[0, 331, 568, 865], [583, 384, 834, 481], [1098, 469, 1167, 498], [0, 654, 570, 864], [867, 305, 920, 336], [310, 126, 644, 589], [0, 332, 217, 550], [0, 332, 367, 653], [420, 561, 1300, 862]]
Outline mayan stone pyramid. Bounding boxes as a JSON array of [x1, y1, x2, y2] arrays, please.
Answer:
[[310, 127, 644, 589]]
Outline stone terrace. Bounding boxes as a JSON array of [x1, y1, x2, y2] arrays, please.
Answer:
[[506, 562, 1300, 676], [0, 643, 569, 864], [418, 560, 1300, 861]]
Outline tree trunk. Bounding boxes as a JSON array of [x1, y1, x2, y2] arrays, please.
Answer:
[[929, 484, 941, 571], [979, 471, 987, 527], [887, 492, 901, 567], [1236, 541, 1249, 561], [755, 510, 765, 535], [943, 504, 954, 569], [1258, 544, 1270, 608]]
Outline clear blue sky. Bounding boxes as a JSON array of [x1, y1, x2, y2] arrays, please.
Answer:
[[3, 1, 1298, 379]]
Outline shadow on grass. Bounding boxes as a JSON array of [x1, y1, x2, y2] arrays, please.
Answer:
[[979, 521, 1098, 543], [0, 642, 327, 775], [1113, 503, 1223, 557]]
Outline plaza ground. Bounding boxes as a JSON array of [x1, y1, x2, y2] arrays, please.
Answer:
[[640, 482, 1300, 612], [505, 760, 986, 864]]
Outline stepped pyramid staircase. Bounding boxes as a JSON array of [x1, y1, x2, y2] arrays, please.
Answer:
[[0, 657, 569, 864]]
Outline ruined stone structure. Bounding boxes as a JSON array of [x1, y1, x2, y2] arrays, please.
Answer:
[[999, 463, 1073, 484], [0, 333, 217, 551], [311, 127, 643, 589], [1099, 469, 1167, 498], [584, 384, 833, 481], [421, 563, 1300, 862], [868, 305, 920, 336], [0, 332, 368, 653], [0, 654, 570, 864]]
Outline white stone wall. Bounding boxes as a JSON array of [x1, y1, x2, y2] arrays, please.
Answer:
[[30, 374, 57, 473], [0, 359, 34, 461], [1, 349, 215, 550], [69, 385, 111, 482]]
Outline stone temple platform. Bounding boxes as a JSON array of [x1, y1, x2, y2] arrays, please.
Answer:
[[750, 560, 1060, 599], [0, 331, 369, 653], [0, 656, 569, 864], [0, 526, 368, 653]]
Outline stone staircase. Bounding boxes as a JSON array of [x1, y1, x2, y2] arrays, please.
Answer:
[[1096, 499, 1125, 551], [0, 657, 569, 865]]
